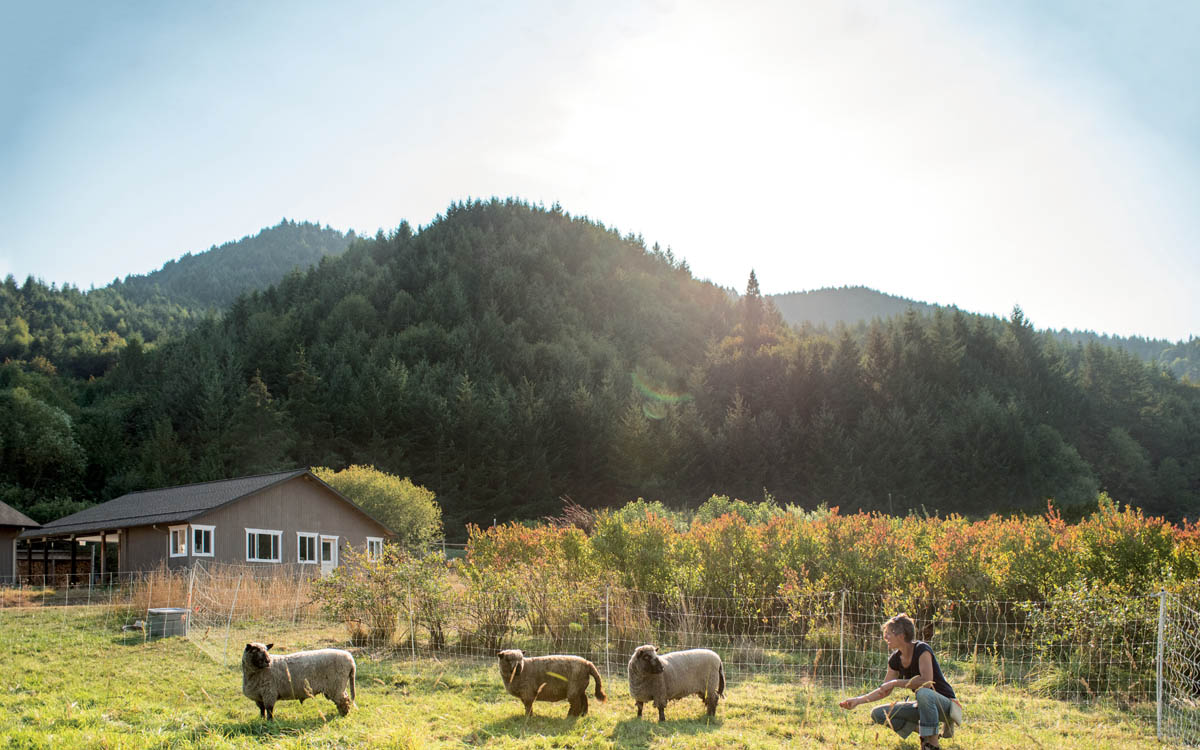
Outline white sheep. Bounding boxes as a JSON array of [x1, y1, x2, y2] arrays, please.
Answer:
[[627, 644, 725, 721], [241, 642, 357, 720]]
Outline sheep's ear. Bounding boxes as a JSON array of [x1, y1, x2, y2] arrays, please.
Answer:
[[265, 643, 274, 651]]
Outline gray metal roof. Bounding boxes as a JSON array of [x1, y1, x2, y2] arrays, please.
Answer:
[[22, 469, 309, 538], [0, 499, 39, 529]]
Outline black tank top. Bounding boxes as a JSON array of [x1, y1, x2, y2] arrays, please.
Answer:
[[888, 641, 956, 699]]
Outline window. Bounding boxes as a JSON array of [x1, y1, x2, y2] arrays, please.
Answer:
[[246, 528, 282, 562], [321, 536, 337, 563], [366, 537, 384, 560], [297, 533, 318, 564], [192, 525, 214, 557], [168, 526, 188, 558]]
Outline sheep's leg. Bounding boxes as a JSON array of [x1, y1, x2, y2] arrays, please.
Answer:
[[705, 694, 718, 716], [656, 702, 667, 722], [636, 701, 644, 718], [256, 700, 266, 719], [567, 696, 581, 717], [265, 701, 275, 721], [580, 693, 589, 716], [523, 699, 534, 717], [335, 691, 352, 716]]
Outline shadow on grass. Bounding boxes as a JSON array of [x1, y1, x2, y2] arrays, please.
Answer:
[[108, 632, 196, 648], [223, 715, 338, 738], [608, 714, 724, 749], [467, 712, 584, 744], [467, 712, 722, 750]]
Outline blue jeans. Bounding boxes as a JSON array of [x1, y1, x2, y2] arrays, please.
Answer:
[[871, 688, 955, 739]]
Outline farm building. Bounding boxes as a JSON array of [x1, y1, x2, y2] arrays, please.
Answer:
[[18, 470, 392, 576], [1, 500, 40, 582]]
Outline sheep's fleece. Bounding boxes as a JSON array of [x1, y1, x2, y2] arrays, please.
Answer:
[[497, 649, 606, 717], [241, 642, 356, 720], [627, 645, 725, 721]]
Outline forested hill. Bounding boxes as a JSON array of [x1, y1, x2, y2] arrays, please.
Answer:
[[111, 220, 352, 310], [0, 220, 350, 378], [2, 199, 1198, 532], [771, 286, 939, 328], [771, 286, 1198, 381]]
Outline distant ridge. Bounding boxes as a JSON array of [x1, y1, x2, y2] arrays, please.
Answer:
[[770, 286, 942, 329], [769, 285, 1197, 381], [110, 219, 352, 311]]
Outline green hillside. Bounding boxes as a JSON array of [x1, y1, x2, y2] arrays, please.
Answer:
[[771, 286, 1198, 381], [2, 200, 1197, 530], [0, 220, 350, 378], [111, 219, 352, 310]]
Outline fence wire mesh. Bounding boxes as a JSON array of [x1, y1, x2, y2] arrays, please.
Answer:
[[1, 566, 1196, 746], [1162, 594, 1200, 747]]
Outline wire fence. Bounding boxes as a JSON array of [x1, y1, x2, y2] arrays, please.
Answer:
[[1, 566, 1197, 746]]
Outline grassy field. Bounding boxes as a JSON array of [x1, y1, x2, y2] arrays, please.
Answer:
[[0, 607, 1172, 749]]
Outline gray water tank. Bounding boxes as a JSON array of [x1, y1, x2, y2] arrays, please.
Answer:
[[147, 607, 189, 638]]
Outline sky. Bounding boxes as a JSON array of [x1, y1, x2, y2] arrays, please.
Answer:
[[2, 0, 1197, 341]]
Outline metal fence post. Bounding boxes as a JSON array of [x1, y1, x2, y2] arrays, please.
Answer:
[[605, 585, 611, 679], [839, 590, 847, 694], [144, 572, 154, 644], [187, 565, 196, 615], [408, 582, 417, 662], [1157, 589, 1166, 741], [291, 567, 304, 626], [222, 573, 244, 667]]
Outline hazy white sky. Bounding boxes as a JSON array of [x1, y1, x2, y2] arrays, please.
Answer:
[[2, 0, 1197, 340]]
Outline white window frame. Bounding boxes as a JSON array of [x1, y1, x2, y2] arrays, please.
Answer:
[[297, 532, 318, 564], [366, 537, 384, 560], [245, 528, 282, 563], [168, 525, 189, 558], [319, 535, 339, 566], [191, 525, 215, 557]]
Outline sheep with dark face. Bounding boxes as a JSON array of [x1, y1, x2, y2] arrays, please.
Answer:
[[241, 642, 356, 720], [496, 649, 606, 717], [627, 644, 725, 721]]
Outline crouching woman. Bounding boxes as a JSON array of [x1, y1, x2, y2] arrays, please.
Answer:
[[837, 613, 963, 749]]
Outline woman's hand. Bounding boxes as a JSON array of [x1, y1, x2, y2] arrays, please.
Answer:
[[838, 697, 859, 710]]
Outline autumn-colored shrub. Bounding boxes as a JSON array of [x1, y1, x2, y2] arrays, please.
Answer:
[[591, 509, 690, 596], [1068, 494, 1180, 592]]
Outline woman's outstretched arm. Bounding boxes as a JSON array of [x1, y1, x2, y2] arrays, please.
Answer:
[[838, 668, 902, 709]]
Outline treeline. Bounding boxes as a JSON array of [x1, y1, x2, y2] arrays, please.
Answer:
[[773, 285, 1200, 382], [1, 199, 1198, 530], [0, 220, 350, 379]]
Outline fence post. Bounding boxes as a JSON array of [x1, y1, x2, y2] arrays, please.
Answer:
[[186, 565, 196, 619], [291, 567, 304, 627], [1156, 589, 1166, 741], [604, 585, 611, 679], [839, 590, 847, 694], [408, 582, 417, 662], [222, 573, 245, 667], [145, 571, 154, 644]]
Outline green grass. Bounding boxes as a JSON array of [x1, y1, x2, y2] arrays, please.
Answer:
[[0, 607, 1171, 749]]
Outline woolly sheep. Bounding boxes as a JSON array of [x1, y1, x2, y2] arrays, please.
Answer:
[[241, 642, 356, 720], [627, 644, 725, 721], [496, 648, 607, 717]]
